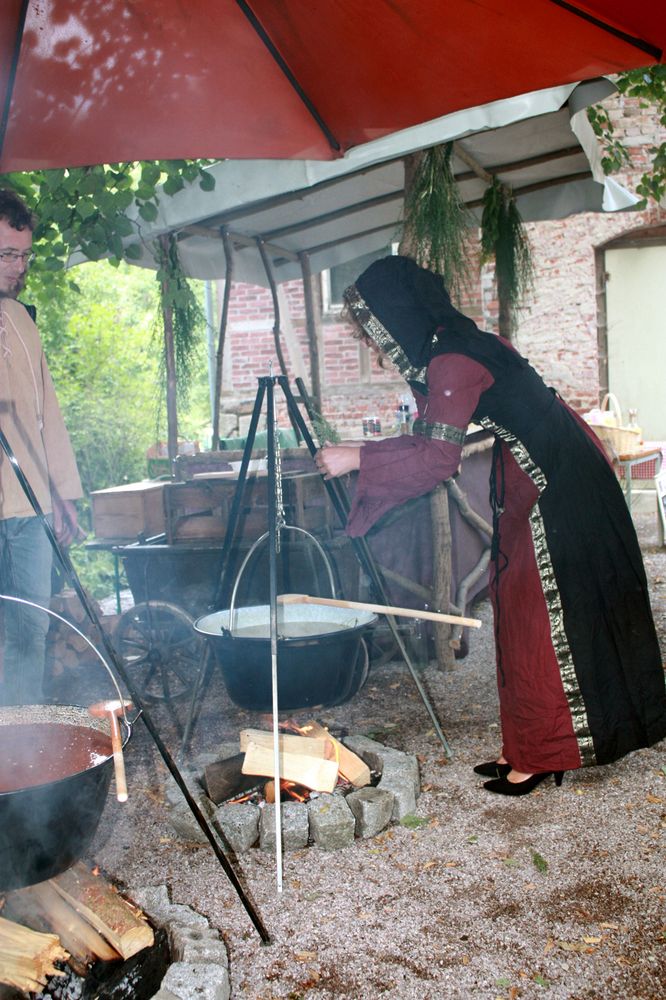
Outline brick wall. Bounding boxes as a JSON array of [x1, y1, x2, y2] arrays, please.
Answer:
[[216, 92, 666, 439]]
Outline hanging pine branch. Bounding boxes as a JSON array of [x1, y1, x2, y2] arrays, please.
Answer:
[[480, 178, 534, 330], [402, 143, 473, 304], [154, 232, 204, 411]]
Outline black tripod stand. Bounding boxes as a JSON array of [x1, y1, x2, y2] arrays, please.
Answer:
[[182, 375, 452, 755]]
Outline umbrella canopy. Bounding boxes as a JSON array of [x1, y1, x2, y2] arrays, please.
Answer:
[[108, 79, 638, 286], [1, 1, 665, 172]]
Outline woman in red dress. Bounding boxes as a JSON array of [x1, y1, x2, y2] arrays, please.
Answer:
[[316, 256, 666, 796]]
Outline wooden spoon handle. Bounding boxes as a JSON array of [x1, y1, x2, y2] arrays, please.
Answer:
[[109, 713, 128, 803], [277, 593, 481, 629]]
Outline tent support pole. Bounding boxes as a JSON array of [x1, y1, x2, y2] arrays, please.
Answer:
[[212, 226, 234, 449], [158, 235, 179, 474], [299, 252, 322, 414]]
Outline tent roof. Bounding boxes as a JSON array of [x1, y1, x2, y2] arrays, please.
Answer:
[[112, 79, 638, 286], [1, 1, 665, 171]]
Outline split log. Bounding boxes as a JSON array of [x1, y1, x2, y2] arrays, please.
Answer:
[[204, 753, 264, 804], [242, 739, 338, 792], [3, 881, 119, 974], [0, 915, 68, 994], [239, 728, 329, 758], [49, 864, 154, 960], [299, 720, 371, 787]]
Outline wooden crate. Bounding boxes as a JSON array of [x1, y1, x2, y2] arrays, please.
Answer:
[[163, 472, 334, 543], [91, 480, 167, 541]]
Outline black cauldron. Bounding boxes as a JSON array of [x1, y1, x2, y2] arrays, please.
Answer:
[[194, 602, 376, 711], [0, 704, 129, 892]]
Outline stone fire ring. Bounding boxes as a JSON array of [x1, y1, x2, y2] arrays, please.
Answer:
[[165, 735, 421, 853]]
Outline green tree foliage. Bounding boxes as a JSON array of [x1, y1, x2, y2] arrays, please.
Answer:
[[588, 65, 666, 206], [34, 262, 162, 495]]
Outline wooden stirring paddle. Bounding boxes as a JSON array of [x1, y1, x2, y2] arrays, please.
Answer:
[[89, 700, 132, 802], [277, 594, 481, 629]]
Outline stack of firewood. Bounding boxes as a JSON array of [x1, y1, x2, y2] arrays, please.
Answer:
[[0, 863, 154, 994], [46, 588, 111, 678]]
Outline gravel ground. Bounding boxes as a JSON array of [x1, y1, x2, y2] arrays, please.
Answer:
[[87, 505, 666, 1000]]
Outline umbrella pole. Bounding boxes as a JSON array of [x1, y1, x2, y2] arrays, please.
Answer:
[[266, 376, 284, 893]]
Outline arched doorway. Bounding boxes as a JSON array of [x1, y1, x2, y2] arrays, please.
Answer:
[[596, 224, 666, 441]]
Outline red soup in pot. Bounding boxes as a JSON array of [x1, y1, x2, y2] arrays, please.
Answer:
[[0, 723, 112, 793]]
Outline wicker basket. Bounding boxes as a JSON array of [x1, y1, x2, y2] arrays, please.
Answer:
[[588, 393, 641, 455]]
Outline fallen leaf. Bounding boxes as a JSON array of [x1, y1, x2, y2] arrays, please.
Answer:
[[582, 935, 602, 944], [444, 860, 461, 868], [467, 834, 479, 844], [646, 794, 664, 804], [556, 940, 593, 953], [294, 951, 317, 962], [422, 860, 438, 870], [531, 850, 548, 873], [543, 938, 555, 954], [534, 974, 550, 987], [599, 921, 620, 929]]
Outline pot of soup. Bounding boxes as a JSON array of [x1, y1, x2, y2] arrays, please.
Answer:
[[0, 704, 129, 892], [194, 602, 376, 711]]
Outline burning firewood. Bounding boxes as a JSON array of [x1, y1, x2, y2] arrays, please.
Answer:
[[0, 914, 68, 993], [204, 752, 264, 805], [49, 864, 154, 960], [3, 880, 120, 975], [298, 720, 371, 787], [240, 730, 339, 792]]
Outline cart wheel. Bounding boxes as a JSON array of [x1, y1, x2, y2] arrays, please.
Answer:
[[115, 601, 203, 703]]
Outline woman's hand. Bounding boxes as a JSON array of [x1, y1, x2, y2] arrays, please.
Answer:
[[315, 445, 361, 479]]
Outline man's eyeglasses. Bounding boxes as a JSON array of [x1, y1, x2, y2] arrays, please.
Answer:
[[0, 249, 35, 266]]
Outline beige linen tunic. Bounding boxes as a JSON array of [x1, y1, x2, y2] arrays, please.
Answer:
[[0, 298, 82, 518]]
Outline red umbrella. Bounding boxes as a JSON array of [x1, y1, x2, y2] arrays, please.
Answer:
[[1, 0, 665, 172]]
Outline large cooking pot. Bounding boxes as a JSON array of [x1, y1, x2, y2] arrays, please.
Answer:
[[194, 603, 376, 711], [0, 704, 130, 892]]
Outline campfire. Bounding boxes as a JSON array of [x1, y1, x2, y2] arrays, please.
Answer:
[[204, 719, 374, 810], [174, 721, 422, 855]]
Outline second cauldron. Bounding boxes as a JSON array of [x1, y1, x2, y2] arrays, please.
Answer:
[[194, 602, 377, 711]]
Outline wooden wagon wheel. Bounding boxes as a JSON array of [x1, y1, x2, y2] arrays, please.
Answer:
[[114, 601, 203, 703]]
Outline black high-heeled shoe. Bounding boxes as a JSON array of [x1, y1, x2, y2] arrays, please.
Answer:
[[473, 760, 511, 778], [483, 771, 565, 796]]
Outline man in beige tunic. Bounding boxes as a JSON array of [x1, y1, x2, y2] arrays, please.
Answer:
[[0, 189, 82, 705]]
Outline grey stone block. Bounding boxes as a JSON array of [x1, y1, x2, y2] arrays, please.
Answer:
[[158, 961, 230, 1000], [169, 924, 228, 966], [377, 773, 417, 820], [346, 786, 395, 838], [168, 799, 211, 844], [341, 734, 404, 774], [214, 801, 260, 852], [164, 770, 201, 807], [162, 904, 211, 929], [308, 793, 355, 850], [379, 753, 420, 798], [128, 884, 173, 923], [260, 801, 309, 852]]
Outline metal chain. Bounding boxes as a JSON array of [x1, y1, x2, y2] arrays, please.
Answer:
[[272, 378, 286, 552]]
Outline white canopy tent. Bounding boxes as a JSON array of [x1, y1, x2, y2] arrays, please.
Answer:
[[105, 77, 638, 287]]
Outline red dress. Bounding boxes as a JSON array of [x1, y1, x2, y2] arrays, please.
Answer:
[[346, 353, 666, 773]]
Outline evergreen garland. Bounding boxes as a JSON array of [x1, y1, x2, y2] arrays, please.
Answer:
[[480, 178, 534, 324], [402, 143, 473, 304]]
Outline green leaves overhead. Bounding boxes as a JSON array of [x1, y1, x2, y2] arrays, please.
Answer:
[[0, 160, 216, 274], [588, 64, 666, 208]]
